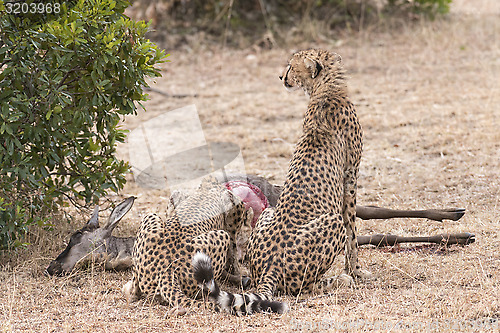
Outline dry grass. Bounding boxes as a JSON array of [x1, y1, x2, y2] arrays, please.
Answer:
[[1, 1, 500, 331]]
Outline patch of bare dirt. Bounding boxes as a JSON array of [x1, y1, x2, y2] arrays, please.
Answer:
[[1, 1, 499, 331]]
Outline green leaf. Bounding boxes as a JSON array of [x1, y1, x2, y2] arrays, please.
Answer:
[[0, 0, 166, 251]]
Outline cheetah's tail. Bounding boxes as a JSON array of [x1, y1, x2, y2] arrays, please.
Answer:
[[192, 252, 288, 315]]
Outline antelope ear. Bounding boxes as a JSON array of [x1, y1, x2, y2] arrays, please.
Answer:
[[87, 205, 100, 228], [304, 57, 322, 79], [104, 196, 135, 231]]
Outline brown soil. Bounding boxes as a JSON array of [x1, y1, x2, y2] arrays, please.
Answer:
[[1, 0, 499, 331]]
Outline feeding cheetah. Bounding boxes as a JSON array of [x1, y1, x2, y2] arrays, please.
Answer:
[[122, 177, 254, 313], [193, 49, 372, 314]]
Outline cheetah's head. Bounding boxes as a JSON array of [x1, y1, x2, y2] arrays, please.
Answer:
[[279, 49, 344, 96]]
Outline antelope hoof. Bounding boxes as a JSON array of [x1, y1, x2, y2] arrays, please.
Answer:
[[442, 208, 466, 221], [457, 232, 475, 245], [429, 208, 466, 222]]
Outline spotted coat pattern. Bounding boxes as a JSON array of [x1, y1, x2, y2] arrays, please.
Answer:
[[124, 177, 252, 309], [247, 49, 372, 299]]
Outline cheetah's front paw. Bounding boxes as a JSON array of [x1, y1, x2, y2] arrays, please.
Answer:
[[167, 306, 188, 317], [122, 279, 140, 303]]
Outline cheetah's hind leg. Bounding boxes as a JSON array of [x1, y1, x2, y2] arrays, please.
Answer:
[[191, 230, 249, 289], [122, 264, 196, 315], [157, 265, 197, 315]]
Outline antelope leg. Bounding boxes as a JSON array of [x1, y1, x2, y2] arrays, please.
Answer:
[[355, 206, 466, 222], [357, 232, 475, 247]]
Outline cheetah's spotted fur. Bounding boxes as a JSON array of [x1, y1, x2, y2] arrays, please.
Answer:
[[122, 177, 252, 312], [194, 49, 372, 314], [128, 49, 371, 315]]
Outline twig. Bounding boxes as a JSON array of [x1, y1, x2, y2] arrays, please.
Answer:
[[258, 0, 274, 37], [222, 0, 235, 51]]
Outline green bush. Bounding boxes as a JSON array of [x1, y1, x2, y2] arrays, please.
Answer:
[[128, 0, 452, 38], [387, 0, 452, 18], [0, 0, 167, 250]]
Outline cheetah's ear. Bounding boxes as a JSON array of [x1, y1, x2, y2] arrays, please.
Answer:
[[304, 56, 322, 79], [199, 176, 219, 190], [333, 53, 342, 64]]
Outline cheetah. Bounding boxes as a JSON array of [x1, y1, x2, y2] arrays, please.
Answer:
[[122, 177, 254, 314], [193, 49, 372, 314]]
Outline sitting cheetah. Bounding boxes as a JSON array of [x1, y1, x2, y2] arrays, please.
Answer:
[[122, 177, 253, 313], [194, 49, 371, 314]]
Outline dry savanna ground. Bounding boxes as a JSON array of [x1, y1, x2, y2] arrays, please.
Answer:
[[1, 0, 499, 331]]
